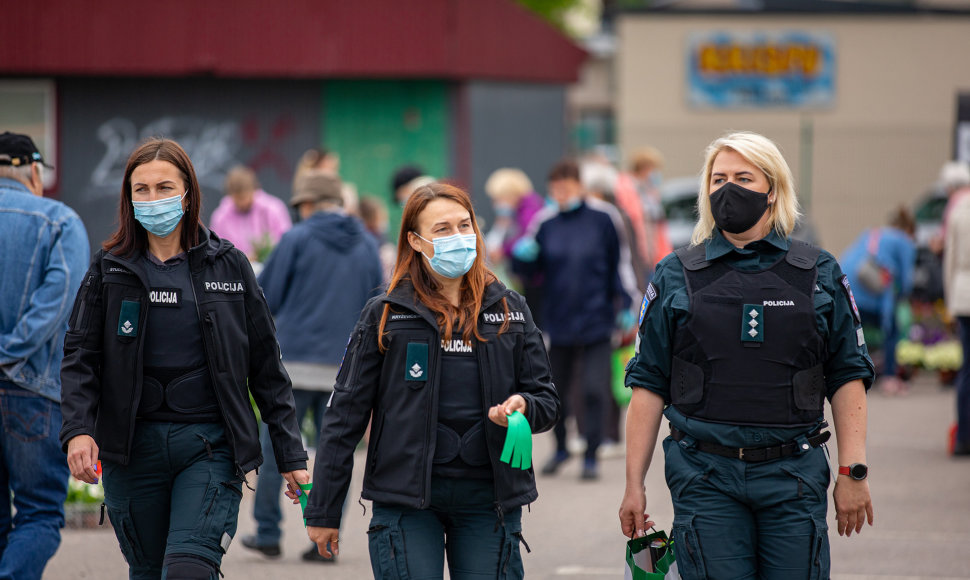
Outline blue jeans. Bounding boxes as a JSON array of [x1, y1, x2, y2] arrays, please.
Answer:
[[956, 317, 970, 444], [0, 381, 69, 580], [101, 422, 241, 580], [252, 388, 329, 544], [663, 434, 830, 580], [367, 477, 526, 579]]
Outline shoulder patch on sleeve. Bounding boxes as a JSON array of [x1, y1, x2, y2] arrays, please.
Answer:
[[839, 275, 862, 325], [639, 282, 659, 326]]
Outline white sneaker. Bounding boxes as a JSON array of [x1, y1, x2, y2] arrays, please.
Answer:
[[597, 440, 624, 459], [567, 437, 587, 455]]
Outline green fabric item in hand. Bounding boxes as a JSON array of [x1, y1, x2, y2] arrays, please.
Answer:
[[298, 482, 312, 527], [499, 411, 533, 470]]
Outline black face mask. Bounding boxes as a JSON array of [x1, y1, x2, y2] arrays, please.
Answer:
[[709, 182, 772, 234]]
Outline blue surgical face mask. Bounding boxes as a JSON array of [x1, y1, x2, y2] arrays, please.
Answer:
[[560, 198, 582, 212], [133, 192, 186, 238], [415, 232, 477, 279]]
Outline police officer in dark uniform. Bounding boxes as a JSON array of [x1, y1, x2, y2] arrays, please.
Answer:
[[619, 131, 875, 579], [60, 139, 309, 580]]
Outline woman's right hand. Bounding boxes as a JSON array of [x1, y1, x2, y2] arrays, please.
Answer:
[[619, 486, 654, 539], [307, 526, 339, 558], [67, 435, 100, 484]]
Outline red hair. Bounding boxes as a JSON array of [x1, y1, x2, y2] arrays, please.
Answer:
[[378, 183, 508, 351], [103, 138, 202, 257]]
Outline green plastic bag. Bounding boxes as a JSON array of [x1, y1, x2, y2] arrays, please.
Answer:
[[625, 529, 679, 580], [612, 345, 636, 407]]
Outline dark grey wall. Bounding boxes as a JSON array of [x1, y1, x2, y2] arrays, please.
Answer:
[[466, 82, 566, 226], [58, 78, 322, 253]]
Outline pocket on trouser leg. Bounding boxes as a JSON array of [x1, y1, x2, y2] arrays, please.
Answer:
[[671, 514, 707, 580], [191, 481, 242, 556], [498, 524, 528, 580], [367, 511, 410, 580], [104, 497, 148, 570], [810, 517, 830, 580], [0, 392, 52, 442]]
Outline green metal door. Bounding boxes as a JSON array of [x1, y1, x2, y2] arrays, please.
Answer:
[[322, 80, 451, 238]]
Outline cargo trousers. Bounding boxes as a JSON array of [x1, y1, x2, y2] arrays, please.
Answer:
[[101, 422, 241, 580], [663, 432, 831, 580]]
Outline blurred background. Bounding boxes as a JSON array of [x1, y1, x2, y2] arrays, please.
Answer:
[[7, 1, 970, 576], [4, 0, 969, 255]]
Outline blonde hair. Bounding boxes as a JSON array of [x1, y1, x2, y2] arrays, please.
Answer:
[[690, 131, 800, 246], [629, 146, 665, 173], [484, 168, 534, 203]]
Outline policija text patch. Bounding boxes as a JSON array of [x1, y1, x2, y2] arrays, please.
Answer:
[[148, 288, 181, 307]]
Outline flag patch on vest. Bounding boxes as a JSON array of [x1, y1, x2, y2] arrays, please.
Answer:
[[405, 342, 428, 381], [117, 300, 140, 337], [839, 275, 862, 324], [639, 282, 658, 326], [741, 304, 764, 343], [148, 288, 181, 307]]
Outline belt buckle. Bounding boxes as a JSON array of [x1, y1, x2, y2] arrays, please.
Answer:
[[738, 447, 745, 460]]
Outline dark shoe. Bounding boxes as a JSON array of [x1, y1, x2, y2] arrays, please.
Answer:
[[241, 535, 281, 558], [302, 544, 336, 563], [580, 460, 599, 481], [541, 451, 569, 475]]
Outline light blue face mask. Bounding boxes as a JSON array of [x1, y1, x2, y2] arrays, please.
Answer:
[[560, 198, 582, 212], [133, 192, 186, 238], [415, 232, 477, 279]]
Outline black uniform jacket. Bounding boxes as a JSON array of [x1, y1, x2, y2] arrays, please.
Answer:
[[304, 280, 560, 529], [59, 226, 308, 477]]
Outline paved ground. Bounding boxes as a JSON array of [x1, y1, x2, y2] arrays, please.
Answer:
[[47, 374, 970, 579]]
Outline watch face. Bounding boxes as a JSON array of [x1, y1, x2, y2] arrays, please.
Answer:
[[850, 463, 868, 480]]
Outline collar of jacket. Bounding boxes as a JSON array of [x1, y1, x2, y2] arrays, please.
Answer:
[[705, 228, 790, 262], [102, 225, 234, 282], [381, 278, 509, 329]]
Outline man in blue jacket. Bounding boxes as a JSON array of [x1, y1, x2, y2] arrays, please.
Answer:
[[0, 132, 89, 580], [512, 160, 639, 480], [241, 169, 382, 562]]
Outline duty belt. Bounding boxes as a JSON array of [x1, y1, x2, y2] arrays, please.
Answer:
[[670, 425, 831, 463]]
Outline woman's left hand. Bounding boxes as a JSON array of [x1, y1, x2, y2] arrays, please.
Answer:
[[488, 394, 527, 427], [282, 469, 311, 504], [833, 478, 874, 537]]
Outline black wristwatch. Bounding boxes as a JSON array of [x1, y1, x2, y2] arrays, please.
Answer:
[[838, 463, 868, 481]]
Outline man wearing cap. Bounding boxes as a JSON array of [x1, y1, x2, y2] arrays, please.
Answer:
[[241, 169, 382, 563], [0, 132, 89, 579]]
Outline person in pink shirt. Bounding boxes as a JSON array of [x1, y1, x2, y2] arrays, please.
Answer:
[[210, 166, 292, 261]]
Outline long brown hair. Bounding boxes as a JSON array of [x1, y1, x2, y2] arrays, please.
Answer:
[[103, 138, 203, 257], [378, 183, 508, 351]]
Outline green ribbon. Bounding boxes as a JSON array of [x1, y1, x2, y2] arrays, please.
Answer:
[[499, 411, 532, 470], [298, 482, 313, 527]]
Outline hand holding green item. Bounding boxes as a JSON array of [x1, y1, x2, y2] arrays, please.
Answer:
[[499, 411, 532, 470], [298, 482, 313, 526]]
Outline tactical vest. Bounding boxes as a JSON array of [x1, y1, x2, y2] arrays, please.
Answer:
[[670, 241, 826, 427]]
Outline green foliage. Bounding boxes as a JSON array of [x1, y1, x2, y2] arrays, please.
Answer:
[[514, 0, 584, 32]]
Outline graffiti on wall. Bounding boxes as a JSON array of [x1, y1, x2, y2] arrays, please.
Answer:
[[88, 115, 297, 200]]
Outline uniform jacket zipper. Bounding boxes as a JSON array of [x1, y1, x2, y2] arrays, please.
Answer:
[[104, 253, 150, 464]]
